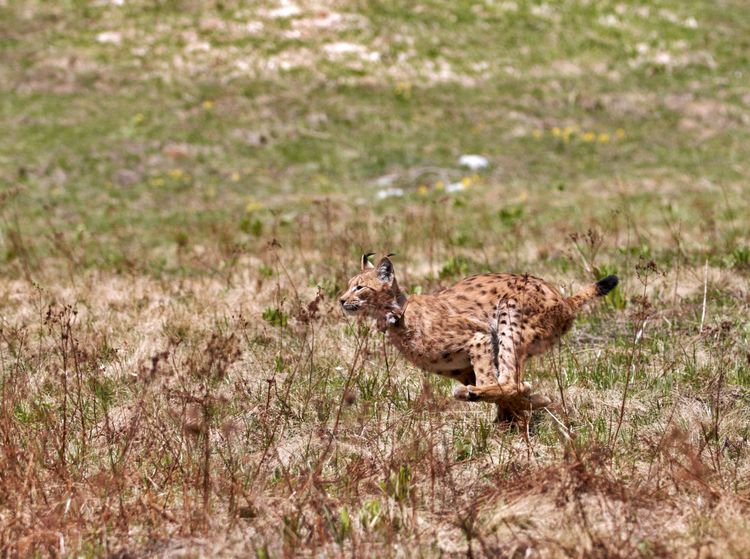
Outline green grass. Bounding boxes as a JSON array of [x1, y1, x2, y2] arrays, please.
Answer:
[[1, 0, 750, 557]]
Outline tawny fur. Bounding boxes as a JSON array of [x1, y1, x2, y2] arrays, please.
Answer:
[[339, 254, 618, 418]]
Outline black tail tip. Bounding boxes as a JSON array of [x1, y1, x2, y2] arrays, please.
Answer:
[[595, 275, 619, 296]]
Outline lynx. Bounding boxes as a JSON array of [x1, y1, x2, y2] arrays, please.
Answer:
[[340, 253, 618, 418]]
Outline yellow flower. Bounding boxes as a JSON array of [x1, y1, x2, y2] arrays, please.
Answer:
[[462, 176, 472, 187], [245, 197, 263, 213], [616, 128, 626, 139], [168, 168, 184, 179], [311, 173, 329, 186], [133, 113, 144, 124], [598, 133, 610, 143], [531, 129, 542, 139], [417, 185, 429, 195], [202, 100, 214, 110], [582, 132, 595, 142], [394, 81, 412, 98], [230, 171, 241, 182], [435, 180, 445, 191], [551, 127, 562, 137], [149, 177, 165, 187]]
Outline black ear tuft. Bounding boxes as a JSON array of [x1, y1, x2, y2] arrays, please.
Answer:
[[361, 252, 375, 270], [376, 257, 394, 283]]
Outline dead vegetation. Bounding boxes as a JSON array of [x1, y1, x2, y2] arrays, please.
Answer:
[[1, 220, 749, 557]]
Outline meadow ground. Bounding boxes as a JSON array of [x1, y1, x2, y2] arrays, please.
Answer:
[[1, 0, 750, 556]]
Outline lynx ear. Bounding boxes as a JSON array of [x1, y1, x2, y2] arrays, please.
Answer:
[[361, 252, 375, 270], [376, 256, 394, 283]]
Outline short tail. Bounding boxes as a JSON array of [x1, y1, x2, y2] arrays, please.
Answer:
[[567, 275, 619, 311]]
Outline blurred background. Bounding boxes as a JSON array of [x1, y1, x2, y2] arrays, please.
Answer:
[[2, 0, 749, 280]]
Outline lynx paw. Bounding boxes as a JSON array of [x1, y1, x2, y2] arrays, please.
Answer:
[[453, 385, 479, 401], [528, 393, 552, 409]]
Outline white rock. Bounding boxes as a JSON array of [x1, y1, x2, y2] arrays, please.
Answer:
[[654, 52, 672, 65], [96, 31, 122, 44], [374, 174, 397, 187], [598, 14, 619, 27], [267, 2, 301, 19], [323, 42, 380, 61], [376, 188, 404, 199], [445, 182, 465, 193], [458, 154, 489, 170], [684, 17, 698, 29]]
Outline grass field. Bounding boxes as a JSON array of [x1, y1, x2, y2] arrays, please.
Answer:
[[2, 0, 750, 556]]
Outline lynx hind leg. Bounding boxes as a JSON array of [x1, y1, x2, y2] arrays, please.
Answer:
[[452, 307, 551, 413], [489, 299, 525, 388], [491, 299, 552, 411], [451, 332, 525, 405]]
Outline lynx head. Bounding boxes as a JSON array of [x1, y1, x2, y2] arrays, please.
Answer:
[[339, 253, 401, 318]]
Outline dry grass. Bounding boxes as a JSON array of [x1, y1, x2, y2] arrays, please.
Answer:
[[2, 0, 750, 557], [1, 211, 749, 557]]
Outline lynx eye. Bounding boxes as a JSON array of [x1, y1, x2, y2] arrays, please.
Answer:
[[353, 285, 366, 292]]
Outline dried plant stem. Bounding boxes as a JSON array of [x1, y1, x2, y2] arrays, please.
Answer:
[[699, 258, 708, 334]]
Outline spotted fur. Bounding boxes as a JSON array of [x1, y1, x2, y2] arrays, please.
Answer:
[[340, 254, 618, 417]]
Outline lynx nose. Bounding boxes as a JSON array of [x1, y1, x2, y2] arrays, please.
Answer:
[[339, 298, 346, 306]]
